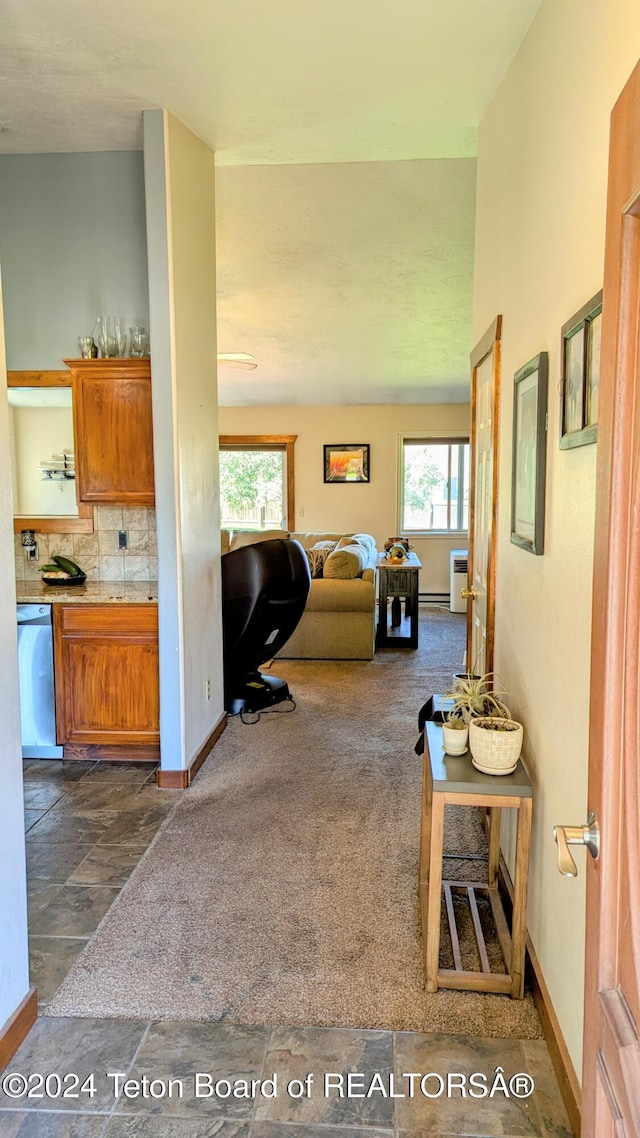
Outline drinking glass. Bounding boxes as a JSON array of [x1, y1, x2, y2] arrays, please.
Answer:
[[94, 314, 117, 358], [114, 316, 127, 358], [129, 326, 149, 358], [78, 336, 95, 359]]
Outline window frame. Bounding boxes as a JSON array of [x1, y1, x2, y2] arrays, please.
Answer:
[[218, 434, 297, 531], [398, 433, 470, 536]]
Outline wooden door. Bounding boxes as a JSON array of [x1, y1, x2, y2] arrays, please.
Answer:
[[467, 317, 502, 677], [69, 358, 155, 505], [582, 60, 640, 1136]]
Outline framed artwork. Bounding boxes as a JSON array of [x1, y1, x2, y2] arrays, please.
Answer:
[[560, 289, 603, 449], [511, 351, 548, 555], [323, 444, 370, 483]]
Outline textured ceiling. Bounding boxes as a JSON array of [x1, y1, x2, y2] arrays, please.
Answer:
[[0, 0, 541, 403], [0, 0, 540, 163], [216, 158, 476, 405]]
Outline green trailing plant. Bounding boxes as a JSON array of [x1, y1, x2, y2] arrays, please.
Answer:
[[443, 672, 512, 725]]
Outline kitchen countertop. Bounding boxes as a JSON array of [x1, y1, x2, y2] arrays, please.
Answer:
[[16, 580, 158, 604]]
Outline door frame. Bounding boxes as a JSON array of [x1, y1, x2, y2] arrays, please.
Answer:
[[582, 59, 640, 1135], [467, 315, 502, 676]]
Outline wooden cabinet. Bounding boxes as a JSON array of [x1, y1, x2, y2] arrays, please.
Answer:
[[65, 358, 155, 505], [53, 604, 159, 753]]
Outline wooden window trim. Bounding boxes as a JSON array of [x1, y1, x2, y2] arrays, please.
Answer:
[[219, 434, 297, 531]]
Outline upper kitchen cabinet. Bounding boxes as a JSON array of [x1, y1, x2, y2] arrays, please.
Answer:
[[66, 358, 155, 505]]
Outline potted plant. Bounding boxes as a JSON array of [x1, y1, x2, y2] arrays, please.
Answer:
[[442, 708, 469, 755], [443, 672, 524, 775], [468, 715, 524, 775], [443, 672, 511, 724]]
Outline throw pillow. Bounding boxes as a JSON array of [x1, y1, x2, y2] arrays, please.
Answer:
[[324, 543, 367, 580], [305, 541, 337, 578]]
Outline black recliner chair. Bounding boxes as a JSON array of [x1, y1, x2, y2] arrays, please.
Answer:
[[221, 538, 311, 715]]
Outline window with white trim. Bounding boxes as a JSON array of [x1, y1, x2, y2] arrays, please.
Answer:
[[400, 437, 470, 533]]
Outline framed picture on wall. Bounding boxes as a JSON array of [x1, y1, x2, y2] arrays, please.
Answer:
[[511, 351, 548, 555], [560, 289, 603, 449], [323, 444, 370, 483]]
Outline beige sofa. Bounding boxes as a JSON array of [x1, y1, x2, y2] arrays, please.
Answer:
[[221, 529, 378, 659]]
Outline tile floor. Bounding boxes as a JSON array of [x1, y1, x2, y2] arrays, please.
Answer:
[[7, 760, 574, 1138]]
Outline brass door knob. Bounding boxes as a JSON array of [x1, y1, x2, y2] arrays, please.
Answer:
[[461, 587, 479, 599]]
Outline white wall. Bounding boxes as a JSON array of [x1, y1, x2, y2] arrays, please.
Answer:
[[218, 403, 470, 594], [473, 0, 640, 1078], [0, 152, 149, 369], [144, 110, 224, 771], [0, 279, 31, 1034]]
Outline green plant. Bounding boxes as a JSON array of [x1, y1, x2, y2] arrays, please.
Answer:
[[444, 708, 467, 729], [472, 716, 520, 732], [443, 672, 511, 725]]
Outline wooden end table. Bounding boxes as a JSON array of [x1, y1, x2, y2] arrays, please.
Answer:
[[376, 551, 422, 649], [419, 719, 533, 999]]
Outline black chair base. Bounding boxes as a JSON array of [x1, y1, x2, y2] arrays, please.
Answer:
[[226, 672, 291, 716]]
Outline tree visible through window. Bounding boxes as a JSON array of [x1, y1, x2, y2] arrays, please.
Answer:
[[401, 438, 470, 532], [219, 448, 286, 530]]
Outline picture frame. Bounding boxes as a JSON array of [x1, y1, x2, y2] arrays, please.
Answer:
[[560, 289, 603, 449], [511, 352, 548, 555], [323, 444, 370, 483]]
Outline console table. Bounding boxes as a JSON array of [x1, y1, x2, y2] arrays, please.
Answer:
[[419, 719, 532, 998], [376, 552, 422, 649]]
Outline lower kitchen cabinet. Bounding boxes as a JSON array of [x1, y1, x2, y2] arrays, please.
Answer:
[[53, 604, 159, 753]]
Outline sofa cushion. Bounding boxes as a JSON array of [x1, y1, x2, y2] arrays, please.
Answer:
[[305, 577, 375, 612], [324, 542, 367, 580], [290, 532, 349, 550], [228, 529, 288, 551]]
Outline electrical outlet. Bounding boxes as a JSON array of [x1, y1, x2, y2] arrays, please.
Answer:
[[118, 530, 129, 550], [27, 544, 38, 561], [205, 678, 211, 702]]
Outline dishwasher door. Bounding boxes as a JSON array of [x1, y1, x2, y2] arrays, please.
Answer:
[[17, 603, 63, 759]]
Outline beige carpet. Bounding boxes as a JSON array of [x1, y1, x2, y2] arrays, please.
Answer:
[[49, 608, 542, 1038]]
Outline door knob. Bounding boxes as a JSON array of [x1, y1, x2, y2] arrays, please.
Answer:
[[553, 811, 600, 877], [461, 587, 479, 599]]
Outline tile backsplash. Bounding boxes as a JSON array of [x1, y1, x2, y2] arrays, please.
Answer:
[[14, 506, 157, 584]]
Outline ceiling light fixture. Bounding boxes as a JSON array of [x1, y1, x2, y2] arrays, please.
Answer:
[[217, 352, 257, 371]]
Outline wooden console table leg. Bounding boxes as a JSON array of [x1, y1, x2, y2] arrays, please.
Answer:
[[510, 796, 532, 999], [423, 793, 445, 992], [488, 806, 502, 888]]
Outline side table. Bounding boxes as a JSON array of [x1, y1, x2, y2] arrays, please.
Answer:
[[376, 552, 422, 649], [419, 719, 533, 998]]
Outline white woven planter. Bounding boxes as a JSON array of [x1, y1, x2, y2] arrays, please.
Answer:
[[469, 717, 523, 775]]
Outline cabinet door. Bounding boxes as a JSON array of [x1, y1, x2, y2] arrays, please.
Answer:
[[69, 359, 155, 504], [54, 605, 159, 745]]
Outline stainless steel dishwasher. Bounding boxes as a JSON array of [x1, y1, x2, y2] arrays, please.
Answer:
[[17, 603, 63, 759]]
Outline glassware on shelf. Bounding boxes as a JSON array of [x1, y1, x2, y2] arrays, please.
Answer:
[[129, 326, 150, 358], [94, 314, 117, 358], [78, 336, 97, 359], [114, 316, 127, 358]]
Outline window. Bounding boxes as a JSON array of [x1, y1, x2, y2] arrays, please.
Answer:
[[219, 435, 296, 530], [400, 437, 470, 532]]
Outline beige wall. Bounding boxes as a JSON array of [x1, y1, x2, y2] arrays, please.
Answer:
[[473, 0, 640, 1078], [11, 404, 76, 516], [219, 403, 470, 595]]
